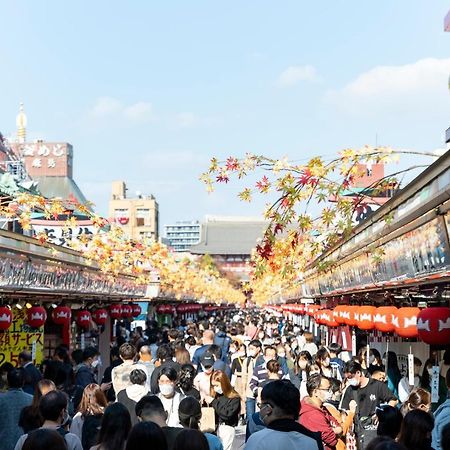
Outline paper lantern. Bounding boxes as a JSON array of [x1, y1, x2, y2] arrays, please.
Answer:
[[131, 304, 142, 317], [417, 307, 450, 345], [374, 306, 397, 333], [324, 309, 339, 327], [77, 310, 92, 329], [0, 306, 12, 330], [357, 306, 376, 331], [27, 306, 47, 328], [122, 304, 133, 318], [393, 307, 420, 338], [52, 306, 71, 325], [343, 305, 359, 327], [333, 306, 345, 324], [177, 304, 187, 314], [92, 308, 108, 326], [110, 304, 122, 319]]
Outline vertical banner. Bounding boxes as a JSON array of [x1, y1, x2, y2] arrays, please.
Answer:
[[408, 353, 415, 386], [341, 330, 347, 349], [0, 308, 44, 366], [431, 366, 440, 403], [351, 330, 356, 357]]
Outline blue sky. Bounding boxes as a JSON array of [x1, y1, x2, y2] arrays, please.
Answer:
[[1, 1, 449, 230]]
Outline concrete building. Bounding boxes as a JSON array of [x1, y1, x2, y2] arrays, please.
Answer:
[[164, 221, 201, 252], [109, 181, 159, 241], [190, 216, 267, 282]]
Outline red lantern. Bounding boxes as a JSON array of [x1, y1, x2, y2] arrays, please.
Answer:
[[177, 304, 187, 314], [52, 306, 71, 325], [324, 309, 339, 327], [343, 305, 359, 327], [77, 310, 92, 329], [131, 304, 142, 317], [417, 307, 450, 345], [374, 306, 397, 333], [110, 304, 122, 319], [92, 308, 108, 326], [122, 304, 133, 318], [27, 306, 47, 328], [357, 306, 376, 331], [0, 306, 12, 330], [393, 307, 420, 338]]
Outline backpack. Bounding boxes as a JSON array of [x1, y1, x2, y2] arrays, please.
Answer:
[[81, 414, 102, 450]]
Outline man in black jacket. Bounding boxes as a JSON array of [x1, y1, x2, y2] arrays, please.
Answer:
[[19, 351, 42, 395]]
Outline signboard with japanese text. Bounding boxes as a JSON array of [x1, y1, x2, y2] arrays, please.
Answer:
[[0, 308, 44, 367]]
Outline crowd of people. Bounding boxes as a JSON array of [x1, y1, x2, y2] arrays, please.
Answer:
[[0, 309, 450, 450]]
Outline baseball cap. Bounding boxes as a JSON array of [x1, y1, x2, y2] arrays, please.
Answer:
[[200, 353, 214, 369]]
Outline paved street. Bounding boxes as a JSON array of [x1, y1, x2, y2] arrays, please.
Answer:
[[232, 425, 246, 450]]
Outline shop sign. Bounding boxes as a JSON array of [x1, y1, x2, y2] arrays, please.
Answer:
[[32, 223, 95, 248], [0, 308, 44, 367]]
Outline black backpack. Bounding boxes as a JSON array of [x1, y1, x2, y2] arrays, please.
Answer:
[[81, 414, 102, 450]]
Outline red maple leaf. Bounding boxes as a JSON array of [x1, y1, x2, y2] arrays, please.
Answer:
[[280, 197, 291, 209], [225, 157, 239, 171], [255, 175, 270, 192], [216, 174, 229, 183], [274, 223, 283, 234]]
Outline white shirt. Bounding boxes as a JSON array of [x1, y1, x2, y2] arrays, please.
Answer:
[[244, 428, 318, 450], [398, 375, 420, 403], [158, 391, 184, 427]]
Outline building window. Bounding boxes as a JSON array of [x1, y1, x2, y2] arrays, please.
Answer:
[[136, 208, 151, 226]]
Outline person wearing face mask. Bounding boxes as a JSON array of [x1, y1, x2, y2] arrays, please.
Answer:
[[315, 348, 333, 378], [14, 390, 83, 450], [230, 340, 247, 424], [275, 345, 289, 375], [75, 347, 101, 389], [210, 370, 241, 450], [157, 366, 184, 427], [341, 361, 397, 450], [299, 374, 341, 450], [194, 353, 215, 402], [242, 340, 264, 422]]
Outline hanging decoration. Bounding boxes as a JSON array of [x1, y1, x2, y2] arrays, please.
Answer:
[[357, 306, 376, 331], [393, 307, 420, 338], [52, 306, 71, 325], [374, 306, 397, 333], [131, 304, 142, 317], [92, 308, 108, 326], [122, 304, 133, 318], [0, 306, 12, 330], [417, 307, 450, 345], [27, 306, 47, 328], [77, 310, 92, 329], [110, 304, 123, 320]]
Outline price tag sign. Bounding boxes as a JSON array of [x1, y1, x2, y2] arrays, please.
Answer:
[[408, 354, 415, 386], [431, 366, 440, 403]]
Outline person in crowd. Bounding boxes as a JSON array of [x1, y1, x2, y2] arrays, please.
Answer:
[[177, 363, 200, 400], [301, 332, 318, 356], [214, 322, 231, 361], [397, 409, 434, 450], [209, 370, 241, 450], [441, 350, 450, 379], [385, 351, 402, 400], [299, 373, 341, 450], [19, 351, 43, 395], [111, 343, 146, 395], [147, 334, 160, 361], [398, 357, 422, 403], [357, 347, 377, 376], [432, 368, 450, 450], [75, 347, 101, 389], [368, 365, 387, 383], [244, 379, 322, 450], [151, 344, 181, 393], [173, 429, 210, 450], [44, 346, 73, 389], [441, 422, 450, 450], [242, 339, 264, 420], [0, 361, 14, 392], [157, 366, 184, 427], [291, 350, 312, 390], [315, 348, 334, 378], [21, 428, 68, 450], [244, 319, 259, 341], [138, 345, 155, 392], [365, 436, 407, 450], [328, 344, 344, 380], [421, 359, 448, 410], [135, 394, 182, 449], [375, 404, 403, 440], [14, 390, 83, 450], [400, 387, 431, 416], [192, 330, 215, 370], [178, 396, 223, 450], [69, 383, 107, 450], [230, 340, 246, 422], [207, 345, 230, 376], [125, 421, 168, 450], [194, 353, 215, 401], [341, 360, 397, 450], [275, 344, 288, 374], [100, 346, 121, 401], [90, 402, 131, 450], [19, 379, 56, 433], [116, 368, 149, 425], [185, 336, 200, 361], [249, 346, 286, 401], [0, 368, 34, 450], [175, 348, 191, 366]]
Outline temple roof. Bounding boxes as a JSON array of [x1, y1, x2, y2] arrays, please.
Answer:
[[35, 176, 90, 206]]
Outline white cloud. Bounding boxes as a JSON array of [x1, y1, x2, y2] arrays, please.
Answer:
[[89, 97, 154, 122], [176, 112, 200, 128], [325, 58, 450, 113], [276, 65, 318, 87]]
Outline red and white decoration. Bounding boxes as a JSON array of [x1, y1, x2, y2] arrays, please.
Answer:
[[0, 306, 12, 330], [77, 310, 92, 329], [52, 306, 71, 325], [417, 307, 450, 345], [27, 306, 47, 328], [92, 308, 108, 326]]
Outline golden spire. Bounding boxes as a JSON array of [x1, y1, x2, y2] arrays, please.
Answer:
[[16, 102, 27, 143]]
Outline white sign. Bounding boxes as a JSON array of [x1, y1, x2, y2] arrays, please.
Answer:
[[32, 224, 96, 248], [431, 366, 440, 403], [351, 331, 357, 357], [408, 354, 415, 386]]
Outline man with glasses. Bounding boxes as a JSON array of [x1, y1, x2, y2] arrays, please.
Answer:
[[244, 380, 322, 450], [341, 360, 397, 450], [299, 374, 341, 450]]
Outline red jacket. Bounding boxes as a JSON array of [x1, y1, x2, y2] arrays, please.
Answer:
[[299, 397, 339, 450]]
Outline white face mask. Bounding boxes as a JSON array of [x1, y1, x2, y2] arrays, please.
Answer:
[[91, 359, 100, 369], [214, 386, 223, 395], [248, 350, 256, 358], [159, 384, 175, 396], [278, 353, 286, 358], [229, 347, 236, 354], [427, 368, 433, 376], [324, 391, 333, 402], [348, 378, 359, 387]]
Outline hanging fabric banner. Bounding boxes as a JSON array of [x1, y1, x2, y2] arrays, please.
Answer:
[[431, 366, 440, 403]]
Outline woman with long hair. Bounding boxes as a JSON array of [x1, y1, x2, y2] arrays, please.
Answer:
[[376, 404, 403, 440], [229, 339, 246, 422], [209, 370, 240, 450], [397, 409, 434, 450], [385, 351, 402, 400], [125, 421, 167, 450], [420, 358, 448, 410], [314, 348, 333, 378], [91, 403, 131, 450], [178, 396, 223, 450], [177, 364, 200, 400], [291, 350, 312, 390], [70, 383, 107, 448], [400, 387, 431, 416], [175, 348, 191, 366], [19, 379, 56, 433]]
